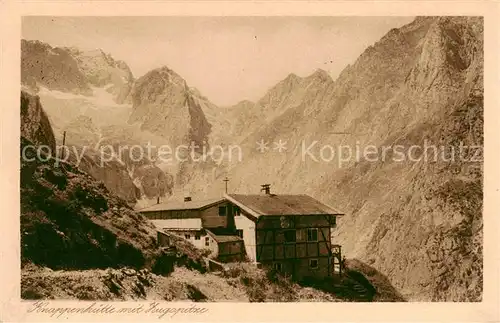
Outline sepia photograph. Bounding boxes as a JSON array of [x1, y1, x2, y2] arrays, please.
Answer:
[[17, 14, 484, 305]]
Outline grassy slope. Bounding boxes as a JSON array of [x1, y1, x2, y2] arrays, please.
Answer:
[[21, 136, 161, 270], [21, 263, 343, 302]]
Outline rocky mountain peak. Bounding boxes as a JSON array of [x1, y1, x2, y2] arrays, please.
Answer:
[[234, 99, 254, 108], [189, 87, 205, 99], [155, 66, 187, 87], [22, 40, 134, 104], [21, 39, 92, 96], [227, 67, 335, 141], [284, 72, 300, 81], [128, 66, 211, 150], [69, 47, 135, 103], [307, 68, 331, 82]]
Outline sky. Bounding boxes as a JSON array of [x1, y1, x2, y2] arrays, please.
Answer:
[[22, 16, 415, 106]]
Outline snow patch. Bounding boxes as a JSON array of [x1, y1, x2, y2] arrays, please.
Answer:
[[38, 85, 130, 109]]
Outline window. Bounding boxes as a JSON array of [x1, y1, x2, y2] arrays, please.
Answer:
[[307, 228, 318, 242], [273, 263, 282, 272], [332, 216, 337, 227], [218, 206, 227, 216], [195, 234, 201, 240], [184, 234, 191, 240], [234, 206, 241, 216], [309, 259, 319, 269], [333, 257, 341, 273], [237, 229, 244, 239], [284, 230, 296, 243], [205, 237, 210, 246]]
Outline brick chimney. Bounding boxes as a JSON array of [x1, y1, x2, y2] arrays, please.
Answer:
[[260, 184, 271, 195]]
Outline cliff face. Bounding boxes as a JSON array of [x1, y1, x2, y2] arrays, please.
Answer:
[[323, 17, 483, 301], [20, 91, 57, 152], [63, 115, 100, 147], [328, 91, 483, 301], [128, 67, 212, 150], [68, 149, 174, 205], [58, 122, 174, 205], [72, 150, 142, 205], [21, 40, 134, 104], [132, 164, 174, 199]]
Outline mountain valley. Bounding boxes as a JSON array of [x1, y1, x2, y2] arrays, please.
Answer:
[[20, 16, 483, 301]]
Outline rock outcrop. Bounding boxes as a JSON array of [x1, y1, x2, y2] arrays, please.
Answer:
[[20, 91, 57, 152], [228, 69, 334, 142], [128, 67, 212, 150], [21, 40, 92, 95], [63, 115, 100, 147], [73, 150, 142, 205], [65, 47, 135, 104], [132, 164, 174, 199]]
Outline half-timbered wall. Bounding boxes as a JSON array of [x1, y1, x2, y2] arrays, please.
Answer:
[[217, 241, 245, 262], [255, 214, 336, 280], [294, 257, 331, 279]]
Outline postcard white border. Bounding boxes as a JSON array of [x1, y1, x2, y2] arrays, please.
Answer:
[[1, 1, 499, 322]]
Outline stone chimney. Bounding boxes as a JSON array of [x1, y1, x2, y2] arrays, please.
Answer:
[[260, 184, 271, 195], [183, 189, 192, 202]]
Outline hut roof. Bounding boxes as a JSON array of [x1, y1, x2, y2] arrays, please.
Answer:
[[138, 197, 225, 212], [225, 193, 343, 219]]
